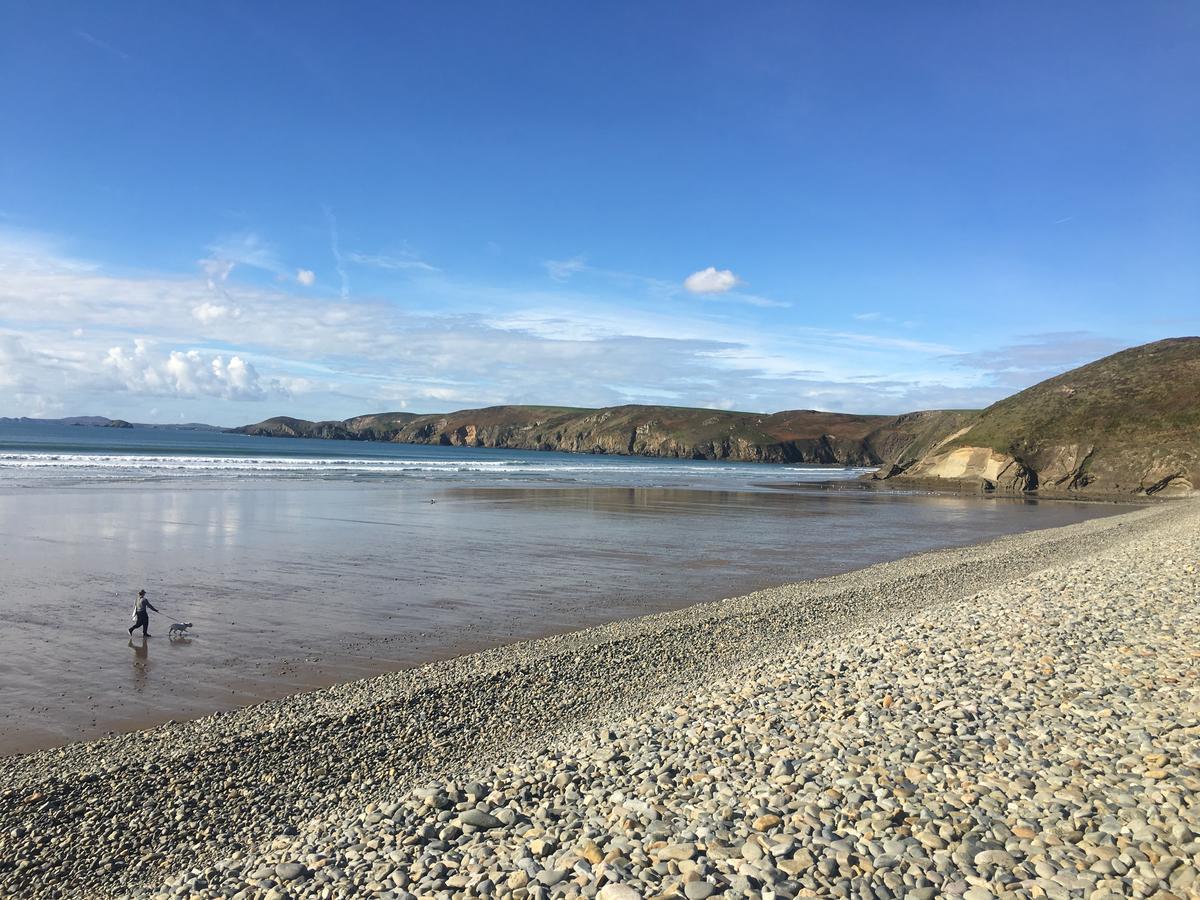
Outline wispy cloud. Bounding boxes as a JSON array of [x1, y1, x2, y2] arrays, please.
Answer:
[[536, 257, 677, 303], [200, 257, 235, 291], [296, 268, 315, 286], [201, 232, 285, 279], [950, 331, 1124, 389], [0, 227, 98, 274], [850, 311, 918, 328], [723, 291, 791, 309], [348, 251, 438, 273], [74, 29, 131, 63], [830, 332, 955, 355], [543, 256, 588, 282]]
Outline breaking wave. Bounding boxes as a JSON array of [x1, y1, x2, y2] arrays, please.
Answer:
[[0, 451, 873, 484]]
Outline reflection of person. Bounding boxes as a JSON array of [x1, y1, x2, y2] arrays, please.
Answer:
[[127, 589, 159, 637], [128, 633, 149, 686]]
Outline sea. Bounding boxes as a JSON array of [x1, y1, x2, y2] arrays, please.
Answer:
[[0, 421, 877, 486], [0, 421, 1131, 754]]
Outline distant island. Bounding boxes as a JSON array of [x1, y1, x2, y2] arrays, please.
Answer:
[[235, 338, 1198, 497], [0, 416, 223, 432]]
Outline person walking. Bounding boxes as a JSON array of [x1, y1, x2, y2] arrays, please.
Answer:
[[128, 588, 159, 637]]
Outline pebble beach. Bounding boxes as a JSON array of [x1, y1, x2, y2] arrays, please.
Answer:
[[2, 500, 1198, 900]]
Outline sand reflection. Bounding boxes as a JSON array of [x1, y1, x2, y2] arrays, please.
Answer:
[[0, 480, 1131, 754]]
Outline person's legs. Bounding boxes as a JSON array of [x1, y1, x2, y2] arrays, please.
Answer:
[[138, 612, 150, 636]]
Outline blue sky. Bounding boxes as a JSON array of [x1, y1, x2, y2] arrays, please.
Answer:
[[1, 2, 1196, 424]]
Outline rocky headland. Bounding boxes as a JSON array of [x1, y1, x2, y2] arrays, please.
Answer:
[[235, 406, 972, 469], [2, 501, 1198, 899], [234, 337, 1199, 497]]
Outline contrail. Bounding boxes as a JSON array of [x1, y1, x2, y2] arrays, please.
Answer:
[[323, 205, 350, 300]]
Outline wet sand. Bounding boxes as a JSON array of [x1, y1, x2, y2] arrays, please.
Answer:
[[0, 478, 1132, 755]]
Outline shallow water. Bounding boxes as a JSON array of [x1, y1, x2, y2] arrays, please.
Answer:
[[0, 425, 1132, 754]]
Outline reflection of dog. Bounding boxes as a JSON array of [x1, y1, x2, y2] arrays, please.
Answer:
[[168, 622, 193, 637]]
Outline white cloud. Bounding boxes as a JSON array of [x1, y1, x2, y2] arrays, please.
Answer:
[[191, 302, 241, 324], [102, 341, 281, 401], [296, 268, 316, 286], [684, 267, 739, 294]]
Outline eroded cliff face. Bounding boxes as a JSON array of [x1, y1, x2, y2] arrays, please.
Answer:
[[892, 446, 1033, 492], [237, 406, 950, 466], [893, 442, 1195, 496], [391, 414, 880, 463]]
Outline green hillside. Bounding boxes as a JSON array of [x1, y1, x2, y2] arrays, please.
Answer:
[[899, 337, 1200, 494]]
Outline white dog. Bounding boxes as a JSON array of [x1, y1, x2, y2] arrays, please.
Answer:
[[168, 622, 193, 637]]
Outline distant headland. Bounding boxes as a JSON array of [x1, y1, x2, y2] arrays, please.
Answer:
[[233, 337, 1198, 497]]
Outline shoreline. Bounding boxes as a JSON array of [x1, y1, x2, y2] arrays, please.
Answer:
[[786, 478, 1164, 503], [0, 480, 1130, 757], [1, 500, 1193, 897]]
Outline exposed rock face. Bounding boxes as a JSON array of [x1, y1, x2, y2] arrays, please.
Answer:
[[388, 406, 888, 464], [886, 338, 1200, 496], [897, 447, 1040, 492], [863, 411, 978, 478]]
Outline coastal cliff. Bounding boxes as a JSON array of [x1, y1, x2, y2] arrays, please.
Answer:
[[234, 337, 1199, 496], [236, 405, 968, 467], [883, 337, 1199, 496]]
